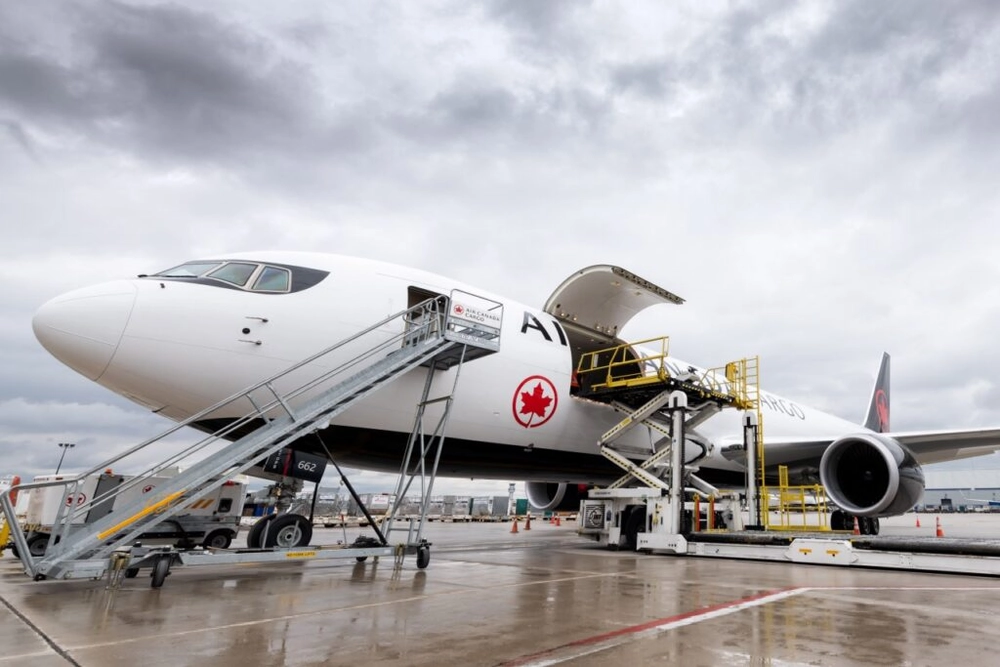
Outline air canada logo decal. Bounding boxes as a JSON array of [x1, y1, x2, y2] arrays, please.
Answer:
[[512, 375, 558, 428], [875, 389, 889, 432]]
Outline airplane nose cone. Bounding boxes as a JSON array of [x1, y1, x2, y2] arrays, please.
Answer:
[[32, 280, 137, 381]]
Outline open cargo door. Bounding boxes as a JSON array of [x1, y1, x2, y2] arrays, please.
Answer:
[[543, 265, 684, 386]]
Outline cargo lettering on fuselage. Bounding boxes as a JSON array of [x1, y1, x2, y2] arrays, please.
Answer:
[[520, 311, 568, 346], [759, 393, 807, 420], [646, 355, 808, 421]]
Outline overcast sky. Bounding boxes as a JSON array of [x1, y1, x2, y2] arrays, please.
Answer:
[[3, 1, 1000, 496]]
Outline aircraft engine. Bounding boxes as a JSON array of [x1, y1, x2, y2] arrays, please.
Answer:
[[819, 433, 924, 517], [525, 482, 588, 512]]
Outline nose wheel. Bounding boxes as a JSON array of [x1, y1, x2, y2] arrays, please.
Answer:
[[247, 513, 314, 548], [263, 514, 314, 548], [416, 544, 430, 569], [150, 556, 171, 588], [246, 513, 314, 548]]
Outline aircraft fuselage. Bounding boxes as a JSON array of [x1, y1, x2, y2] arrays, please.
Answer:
[[33, 252, 868, 484]]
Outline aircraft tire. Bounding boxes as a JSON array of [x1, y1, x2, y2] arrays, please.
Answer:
[[26, 533, 49, 558], [860, 517, 880, 535], [416, 545, 430, 569], [202, 529, 234, 550], [262, 514, 313, 549], [830, 510, 847, 531], [150, 557, 171, 589], [247, 514, 277, 548]]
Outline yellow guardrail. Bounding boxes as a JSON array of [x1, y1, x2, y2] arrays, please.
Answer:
[[97, 490, 185, 541], [715, 357, 760, 411], [762, 466, 830, 531], [0, 517, 9, 555], [576, 339, 760, 410], [575, 336, 671, 390]]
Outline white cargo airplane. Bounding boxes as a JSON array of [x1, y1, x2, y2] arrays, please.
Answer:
[[31, 252, 1000, 536]]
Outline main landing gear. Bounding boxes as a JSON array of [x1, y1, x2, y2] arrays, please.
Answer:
[[831, 509, 880, 535]]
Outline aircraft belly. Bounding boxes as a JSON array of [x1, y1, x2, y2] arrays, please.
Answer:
[[290, 424, 624, 483]]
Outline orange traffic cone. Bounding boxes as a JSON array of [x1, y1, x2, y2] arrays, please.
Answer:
[[936, 516, 944, 538], [555, 516, 561, 527], [510, 517, 519, 534], [915, 515, 921, 528], [525, 513, 532, 531], [852, 517, 861, 535]]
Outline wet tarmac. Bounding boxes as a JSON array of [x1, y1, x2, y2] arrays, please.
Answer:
[[3, 513, 1000, 666]]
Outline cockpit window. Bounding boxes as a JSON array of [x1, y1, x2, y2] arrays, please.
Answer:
[[208, 262, 258, 287], [252, 266, 290, 292], [146, 259, 328, 294], [155, 261, 223, 277]]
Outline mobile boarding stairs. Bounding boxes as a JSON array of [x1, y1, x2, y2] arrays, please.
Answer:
[[0, 291, 502, 586]]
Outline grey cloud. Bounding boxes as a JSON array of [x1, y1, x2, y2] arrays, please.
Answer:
[[610, 60, 677, 100], [487, 0, 591, 40], [590, 2, 1000, 153], [804, 1, 994, 59], [0, 398, 169, 478], [390, 80, 613, 155], [0, 2, 322, 166], [739, 2, 1000, 144], [1, 119, 41, 165], [88, 4, 315, 156], [0, 351, 116, 406], [0, 53, 89, 124], [431, 86, 520, 132]]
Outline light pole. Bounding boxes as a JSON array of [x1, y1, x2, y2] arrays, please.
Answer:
[[55, 442, 75, 474]]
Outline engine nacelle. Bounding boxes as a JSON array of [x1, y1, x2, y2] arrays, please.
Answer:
[[819, 433, 924, 517], [525, 482, 588, 512]]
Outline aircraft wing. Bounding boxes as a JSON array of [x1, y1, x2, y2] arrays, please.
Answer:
[[891, 428, 1000, 465], [723, 429, 1000, 470]]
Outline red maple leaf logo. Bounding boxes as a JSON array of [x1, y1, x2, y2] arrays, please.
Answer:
[[520, 383, 552, 419], [512, 376, 558, 428]]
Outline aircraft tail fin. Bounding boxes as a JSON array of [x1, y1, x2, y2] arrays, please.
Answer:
[[863, 352, 891, 433]]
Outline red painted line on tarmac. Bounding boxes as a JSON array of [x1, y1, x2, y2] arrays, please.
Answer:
[[499, 586, 805, 667]]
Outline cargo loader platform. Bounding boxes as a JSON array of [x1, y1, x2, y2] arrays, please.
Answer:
[[681, 530, 1000, 576]]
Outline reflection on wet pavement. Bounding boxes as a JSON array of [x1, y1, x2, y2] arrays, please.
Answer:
[[2, 520, 1000, 666]]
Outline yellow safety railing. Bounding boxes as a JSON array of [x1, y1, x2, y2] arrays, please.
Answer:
[[575, 337, 671, 390], [762, 466, 830, 531], [0, 516, 9, 556], [575, 338, 761, 409], [713, 357, 759, 411], [720, 357, 771, 528]]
